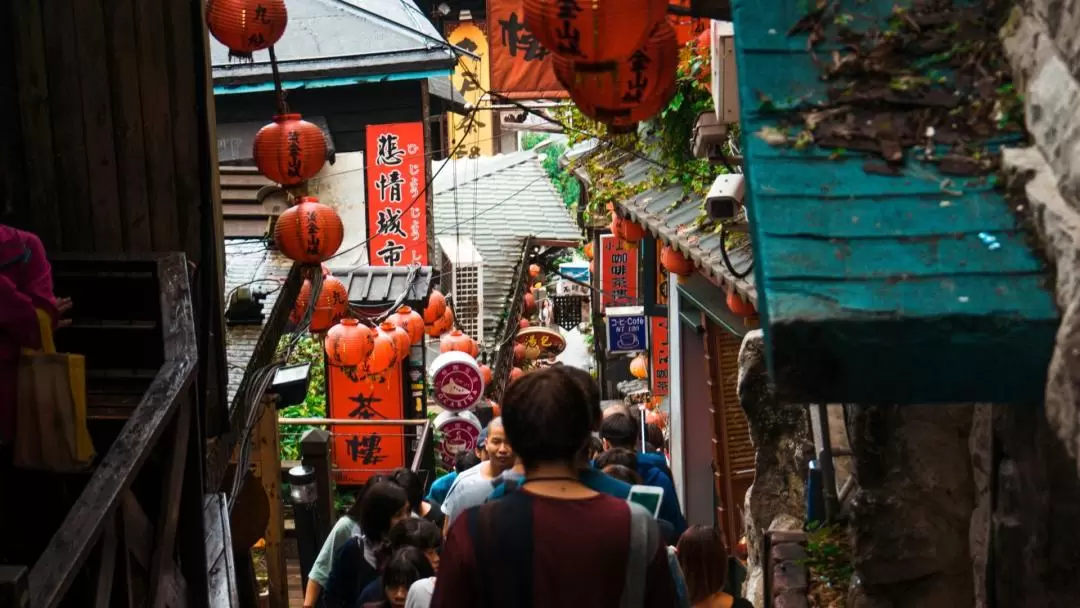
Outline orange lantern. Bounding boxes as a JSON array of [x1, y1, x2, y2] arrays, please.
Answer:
[[253, 113, 327, 186], [726, 292, 756, 317], [519, 319, 530, 330], [629, 353, 648, 379], [440, 330, 474, 354], [379, 321, 411, 363], [274, 197, 344, 263], [528, 264, 541, 278], [523, 292, 536, 314], [490, 401, 502, 417], [290, 279, 313, 325], [510, 367, 524, 382], [554, 23, 679, 129], [583, 242, 594, 260], [389, 305, 425, 344], [423, 289, 448, 325], [513, 343, 527, 364], [523, 0, 668, 71], [479, 364, 493, 386], [205, 0, 287, 59], [310, 276, 349, 333], [645, 409, 667, 430], [368, 327, 398, 374], [324, 318, 374, 367], [468, 338, 481, 359], [660, 244, 696, 276]]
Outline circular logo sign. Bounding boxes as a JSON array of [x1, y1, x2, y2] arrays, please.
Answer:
[[433, 410, 482, 469], [430, 351, 484, 412]]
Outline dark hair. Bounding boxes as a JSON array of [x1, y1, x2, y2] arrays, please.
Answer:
[[346, 474, 389, 520], [501, 366, 592, 469], [455, 449, 480, 473], [602, 464, 642, 485], [600, 413, 637, 450], [595, 447, 637, 471], [587, 436, 604, 460], [358, 481, 408, 544], [376, 517, 442, 567], [382, 546, 435, 591], [677, 525, 729, 604], [560, 365, 602, 429], [645, 423, 665, 451], [390, 468, 423, 512]]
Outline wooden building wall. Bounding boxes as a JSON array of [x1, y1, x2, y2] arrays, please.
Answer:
[[1, 0, 229, 441]]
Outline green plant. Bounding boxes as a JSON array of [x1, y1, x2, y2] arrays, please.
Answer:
[[803, 522, 854, 607], [277, 334, 327, 461], [521, 132, 550, 150]]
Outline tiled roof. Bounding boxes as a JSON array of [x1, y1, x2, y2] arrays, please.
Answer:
[[432, 152, 582, 342], [210, 0, 456, 86]]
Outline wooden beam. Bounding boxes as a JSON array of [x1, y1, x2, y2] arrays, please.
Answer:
[[0, 566, 29, 608], [253, 398, 288, 608], [149, 394, 192, 607], [92, 520, 119, 608], [121, 491, 153, 569]]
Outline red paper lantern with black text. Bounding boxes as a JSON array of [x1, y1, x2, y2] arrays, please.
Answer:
[[368, 327, 397, 374], [254, 114, 327, 186], [554, 23, 679, 129], [380, 321, 411, 363], [389, 305, 425, 344], [274, 197, 343, 263], [611, 215, 646, 244], [290, 279, 313, 325], [660, 244, 696, 276], [206, 0, 287, 60], [440, 330, 474, 355], [523, 0, 668, 71], [324, 318, 375, 367], [423, 289, 448, 325], [310, 276, 349, 333]]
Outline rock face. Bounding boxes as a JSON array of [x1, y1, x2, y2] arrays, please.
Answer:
[[737, 330, 813, 607], [845, 404, 975, 608]]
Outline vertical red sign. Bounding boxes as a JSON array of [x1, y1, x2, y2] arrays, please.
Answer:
[[366, 122, 428, 266], [600, 235, 639, 307], [327, 363, 406, 485], [650, 317, 670, 397]]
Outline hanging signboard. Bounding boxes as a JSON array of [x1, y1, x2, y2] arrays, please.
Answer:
[[487, 0, 568, 99], [651, 317, 670, 397], [446, 22, 495, 158], [641, 239, 669, 317], [365, 122, 429, 267], [327, 364, 406, 485], [606, 308, 649, 354], [600, 235, 639, 307]]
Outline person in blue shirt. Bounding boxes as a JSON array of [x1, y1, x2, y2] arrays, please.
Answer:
[[425, 441, 482, 505]]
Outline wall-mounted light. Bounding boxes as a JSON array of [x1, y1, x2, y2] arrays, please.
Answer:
[[437, 2, 451, 16]]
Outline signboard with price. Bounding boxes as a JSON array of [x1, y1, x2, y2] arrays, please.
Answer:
[[600, 235, 639, 308], [327, 363, 406, 485], [365, 122, 428, 267]]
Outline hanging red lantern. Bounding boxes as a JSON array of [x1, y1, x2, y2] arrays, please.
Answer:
[[523, 0, 667, 71], [660, 244, 696, 276], [629, 353, 649, 379], [310, 276, 349, 333], [583, 242, 594, 260], [253, 114, 327, 186], [513, 343, 527, 364], [528, 264, 541, 278], [427, 306, 454, 337], [423, 289, 448, 325], [510, 367, 524, 383], [440, 330, 474, 355], [274, 197, 343, 263], [519, 319, 530, 330], [610, 215, 646, 244], [379, 321, 411, 363], [479, 364, 493, 386], [324, 318, 374, 367], [205, 0, 287, 60], [290, 279, 313, 325], [554, 23, 679, 129], [523, 292, 536, 314], [368, 327, 398, 374], [389, 305, 425, 345], [490, 400, 502, 417], [726, 292, 756, 317]]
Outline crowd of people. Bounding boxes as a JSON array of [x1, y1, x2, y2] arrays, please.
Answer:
[[305, 365, 752, 608]]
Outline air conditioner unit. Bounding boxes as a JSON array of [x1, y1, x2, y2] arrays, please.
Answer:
[[711, 20, 738, 125], [437, 235, 484, 346]]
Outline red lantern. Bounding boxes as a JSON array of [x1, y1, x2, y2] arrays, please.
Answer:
[[660, 244, 696, 276], [380, 321, 411, 363], [490, 400, 502, 417], [290, 279, 313, 325], [389, 305, 425, 345], [726, 292, 756, 317], [368, 327, 397, 374], [583, 242, 594, 260], [629, 354, 648, 379], [324, 318, 374, 367], [480, 364, 493, 386], [205, 0, 287, 60], [513, 343, 527, 364], [523, 0, 667, 71], [274, 197, 344, 263], [310, 276, 349, 333], [253, 114, 327, 186], [423, 289, 448, 325], [440, 330, 474, 355], [519, 319, 530, 330], [554, 23, 679, 129], [523, 292, 536, 315], [510, 367, 524, 382], [528, 264, 541, 278]]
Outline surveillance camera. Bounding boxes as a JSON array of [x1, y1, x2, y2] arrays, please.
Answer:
[[705, 174, 745, 220]]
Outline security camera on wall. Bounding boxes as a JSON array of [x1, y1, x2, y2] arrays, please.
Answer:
[[705, 174, 745, 221]]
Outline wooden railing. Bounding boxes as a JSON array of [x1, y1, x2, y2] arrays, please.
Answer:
[[0, 254, 206, 607]]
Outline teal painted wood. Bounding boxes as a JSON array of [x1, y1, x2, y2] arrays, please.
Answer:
[[730, 0, 1059, 404]]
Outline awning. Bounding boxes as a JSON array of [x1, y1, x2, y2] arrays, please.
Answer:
[[331, 266, 434, 309], [426, 77, 469, 114], [217, 117, 336, 165]]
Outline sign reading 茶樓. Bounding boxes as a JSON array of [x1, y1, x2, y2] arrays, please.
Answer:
[[365, 122, 428, 267], [606, 307, 649, 354]]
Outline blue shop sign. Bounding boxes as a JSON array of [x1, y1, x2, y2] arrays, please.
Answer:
[[607, 314, 648, 354]]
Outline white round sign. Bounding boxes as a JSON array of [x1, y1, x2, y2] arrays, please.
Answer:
[[428, 351, 485, 412], [433, 410, 483, 470]]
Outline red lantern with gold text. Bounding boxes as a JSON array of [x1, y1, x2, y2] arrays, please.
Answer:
[[368, 327, 397, 375], [290, 279, 313, 325], [523, 0, 668, 71], [324, 318, 374, 367], [510, 367, 524, 383], [310, 276, 349, 333], [380, 321, 411, 363], [423, 289, 448, 325], [479, 364, 493, 386], [660, 245, 696, 276], [726, 292, 756, 317], [205, 0, 287, 60], [254, 114, 327, 186], [440, 330, 474, 355], [274, 197, 343, 263], [389, 305, 425, 344], [554, 23, 679, 129]]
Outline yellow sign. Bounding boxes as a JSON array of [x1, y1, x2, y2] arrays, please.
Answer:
[[447, 22, 494, 158]]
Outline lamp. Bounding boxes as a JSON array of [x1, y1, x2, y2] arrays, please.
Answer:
[[271, 363, 311, 408], [437, 2, 451, 15]]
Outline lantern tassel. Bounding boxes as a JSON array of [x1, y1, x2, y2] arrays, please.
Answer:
[[227, 50, 255, 63], [268, 45, 288, 114]]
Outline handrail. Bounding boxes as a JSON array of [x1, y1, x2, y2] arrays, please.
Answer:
[[410, 420, 433, 473], [278, 418, 429, 426]]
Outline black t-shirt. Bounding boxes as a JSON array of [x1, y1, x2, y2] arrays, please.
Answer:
[[424, 499, 446, 529], [325, 537, 378, 608]]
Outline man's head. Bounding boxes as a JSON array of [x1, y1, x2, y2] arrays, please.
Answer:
[[594, 447, 637, 471], [484, 418, 515, 474], [600, 412, 637, 451], [475, 426, 490, 461], [454, 448, 481, 473], [560, 365, 602, 430], [501, 366, 592, 470]]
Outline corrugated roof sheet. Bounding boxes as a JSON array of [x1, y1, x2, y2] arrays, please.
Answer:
[[211, 0, 456, 86], [333, 265, 433, 306], [432, 152, 582, 341], [218, 167, 288, 238]]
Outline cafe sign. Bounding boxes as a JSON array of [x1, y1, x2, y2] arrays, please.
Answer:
[[429, 351, 485, 412], [606, 306, 649, 354]]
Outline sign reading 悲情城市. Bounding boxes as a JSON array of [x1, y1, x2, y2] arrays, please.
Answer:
[[606, 311, 649, 354], [365, 122, 428, 267]]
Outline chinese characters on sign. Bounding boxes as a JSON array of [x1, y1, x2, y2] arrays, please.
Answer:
[[655, 239, 669, 308], [328, 363, 406, 485], [365, 123, 428, 266], [650, 317, 670, 397], [446, 23, 495, 158], [488, 0, 568, 99], [600, 235, 639, 307], [606, 314, 649, 354]]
